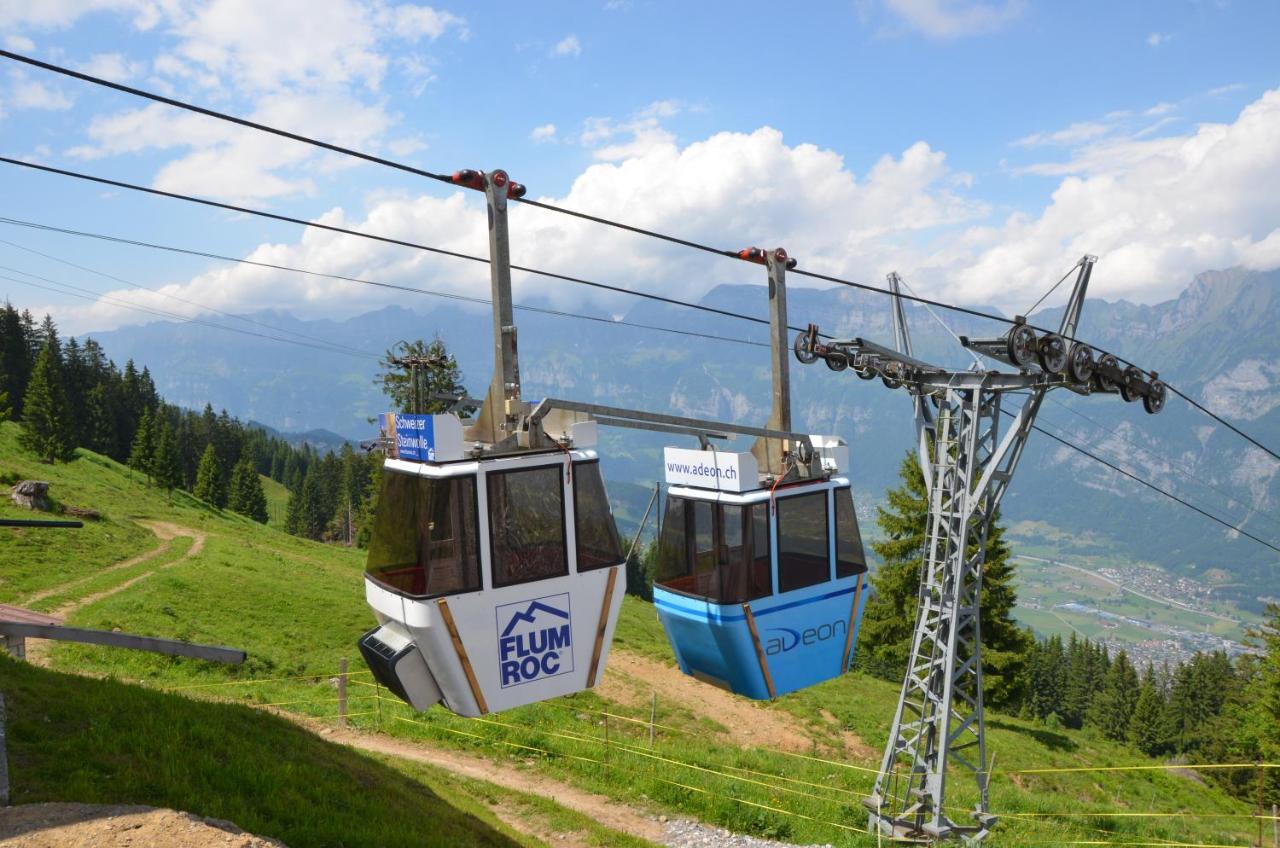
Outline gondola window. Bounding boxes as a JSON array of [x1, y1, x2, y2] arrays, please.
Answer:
[[573, 462, 624, 570], [834, 486, 867, 578], [365, 472, 481, 597], [655, 497, 771, 603], [488, 465, 569, 587], [776, 491, 830, 592]]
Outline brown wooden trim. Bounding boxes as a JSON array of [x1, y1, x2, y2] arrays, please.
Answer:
[[741, 601, 776, 700], [841, 573, 865, 673], [436, 598, 489, 715], [587, 565, 619, 687]]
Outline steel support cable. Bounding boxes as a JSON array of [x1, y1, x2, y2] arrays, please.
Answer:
[[0, 157, 791, 334], [1021, 413, 1280, 555], [0, 50, 456, 189], [0, 235, 373, 358], [1044, 396, 1280, 537], [4, 152, 1276, 473], [2, 47, 1275, 465], [5, 164, 1280, 506], [0, 216, 768, 350], [0, 270, 381, 360]]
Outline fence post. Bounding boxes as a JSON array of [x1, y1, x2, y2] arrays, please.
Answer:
[[649, 691, 657, 748], [1271, 802, 1276, 848], [604, 712, 610, 762], [338, 658, 349, 727]]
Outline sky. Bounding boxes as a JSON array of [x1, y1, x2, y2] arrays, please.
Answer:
[[1, 0, 1279, 335]]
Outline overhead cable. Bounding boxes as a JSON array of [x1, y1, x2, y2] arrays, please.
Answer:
[[0, 215, 767, 350], [1, 48, 1276, 464]]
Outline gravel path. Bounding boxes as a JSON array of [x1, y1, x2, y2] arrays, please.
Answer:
[[662, 818, 835, 848]]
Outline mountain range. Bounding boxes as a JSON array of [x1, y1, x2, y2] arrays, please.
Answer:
[[87, 267, 1280, 611]]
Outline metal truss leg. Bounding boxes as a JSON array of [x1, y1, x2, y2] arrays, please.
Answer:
[[867, 386, 1005, 844]]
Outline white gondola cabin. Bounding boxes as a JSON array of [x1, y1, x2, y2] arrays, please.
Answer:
[[359, 413, 625, 717], [357, 168, 627, 717]]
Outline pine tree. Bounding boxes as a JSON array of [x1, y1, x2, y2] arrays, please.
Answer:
[[977, 512, 1034, 709], [860, 453, 929, 678], [19, 340, 75, 463], [152, 416, 183, 499], [859, 452, 1031, 710], [193, 443, 229, 508], [129, 407, 156, 483], [228, 455, 269, 523], [1128, 665, 1167, 755], [375, 337, 465, 414], [0, 302, 33, 418], [1090, 649, 1139, 742]]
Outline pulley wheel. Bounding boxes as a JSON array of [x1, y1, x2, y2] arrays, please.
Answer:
[[1038, 333, 1068, 374], [1067, 342, 1095, 384], [1143, 379, 1167, 414], [793, 331, 817, 364], [1094, 353, 1120, 392], [881, 363, 903, 390], [854, 362, 876, 380], [1006, 325, 1038, 367], [1119, 365, 1143, 402], [825, 353, 849, 372]]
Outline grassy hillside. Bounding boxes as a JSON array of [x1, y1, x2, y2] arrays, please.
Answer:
[[0, 418, 1265, 847], [1, 657, 538, 848]]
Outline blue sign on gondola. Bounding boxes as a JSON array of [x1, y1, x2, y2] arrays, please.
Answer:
[[393, 414, 436, 462]]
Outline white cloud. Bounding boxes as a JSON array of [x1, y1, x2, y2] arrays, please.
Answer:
[[882, 0, 1025, 39], [29, 1, 466, 202], [387, 136, 427, 156], [6, 70, 73, 110], [4, 35, 36, 51], [1146, 32, 1171, 47], [1145, 101, 1176, 117], [954, 88, 1280, 307], [0, 0, 162, 30], [580, 100, 684, 160], [60, 126, 986, 332], [77, 52, 141, 81], [1013, 121, 1109, 148], [552, 34, 582, 57], [68, 93, 393, 201], [530, 123, 557, 143]]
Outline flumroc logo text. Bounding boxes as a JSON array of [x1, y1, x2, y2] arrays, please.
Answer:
[[495, 593, 574, 687]]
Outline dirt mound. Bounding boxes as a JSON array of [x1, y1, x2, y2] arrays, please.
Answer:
[[597, 651, 815, 752], [0, 803, 284, 847]]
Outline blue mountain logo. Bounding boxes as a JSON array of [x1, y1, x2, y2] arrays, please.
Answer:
[[495, 592, 574, 688], [500, 600, 570, 637]]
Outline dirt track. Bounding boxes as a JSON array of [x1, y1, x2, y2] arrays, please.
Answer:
[[0, 803, 282, 848], [314, 722, 667, 844], [23, 522, 207, 666]]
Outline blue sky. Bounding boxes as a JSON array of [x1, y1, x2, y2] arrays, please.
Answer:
[[2, 0, 1279, 333]]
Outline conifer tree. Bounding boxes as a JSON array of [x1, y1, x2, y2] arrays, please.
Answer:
[[153, 417, 183, 499], [129, 407, 156, 483], [1128, 665, 1167, 755], [228, 455, 270, 523], [860, 452, 1031, 709], [19, 340, 74, 463], [193, 443, 229, 508], [860, 453, 928, 677], [1090, 649, 1139, 742], [0, 389, 9, 422]]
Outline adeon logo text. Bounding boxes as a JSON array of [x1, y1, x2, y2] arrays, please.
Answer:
[[764, 619, 846, 656], [495, 593, 574, 687]]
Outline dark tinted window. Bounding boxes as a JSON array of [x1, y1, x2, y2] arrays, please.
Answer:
[[365, 471, 481, 598], [574, 462, 624, 571], [834, 487, 867, 578], [777, 491, 830, 592], [488, 464, 568, 587], [654, 497, 771, 603]]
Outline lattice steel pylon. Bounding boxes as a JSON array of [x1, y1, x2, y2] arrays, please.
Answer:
[[794, 256, 1167, 843]]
